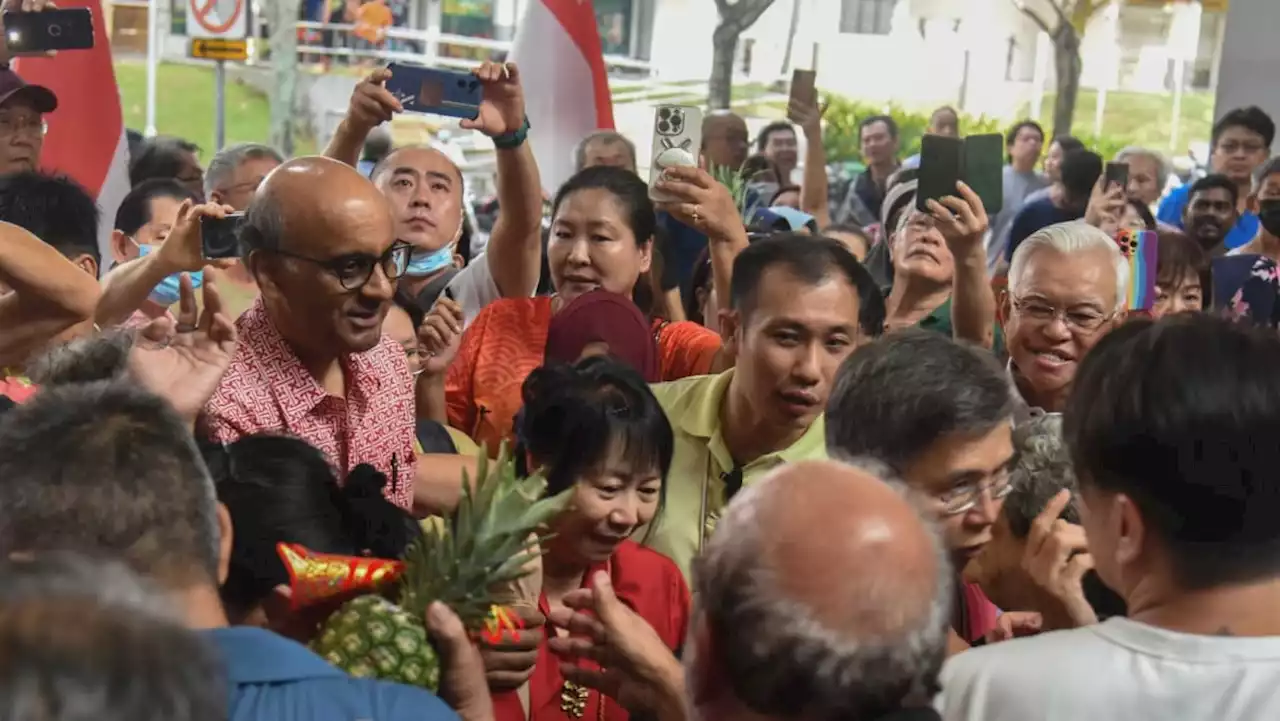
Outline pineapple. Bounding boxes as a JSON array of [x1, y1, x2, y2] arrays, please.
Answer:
[[311, 445, 569, 690]]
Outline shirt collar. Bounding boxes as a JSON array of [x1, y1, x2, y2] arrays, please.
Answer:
[[677, 369, 827, 464], [203, 626, 345, 684], [1006, 360, 1045, 422]]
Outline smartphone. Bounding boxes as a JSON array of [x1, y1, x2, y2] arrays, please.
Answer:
[[786, 69, 816, 122], [916, 134, 963, 213], [648, 105, 703, 204], [962, 133, 1005, 216], [1104, 162, 1130, 192], [201, 212, 245, 260], [3, 8, 94, 53], [384, 63, 482, 120], [1116, 228, 1158, 311]]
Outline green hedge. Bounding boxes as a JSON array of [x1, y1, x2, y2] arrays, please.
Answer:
[[821, 96, 1133, 164]]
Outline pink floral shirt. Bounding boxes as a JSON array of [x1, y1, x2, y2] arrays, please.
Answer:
[[204, 299, 417, 509]]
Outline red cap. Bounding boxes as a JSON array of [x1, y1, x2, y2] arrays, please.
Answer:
[[0, 67, 57, 113]]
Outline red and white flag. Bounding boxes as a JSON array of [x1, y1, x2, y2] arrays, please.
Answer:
[[509, 0, 614, 196], [14, 0, 130, 275]]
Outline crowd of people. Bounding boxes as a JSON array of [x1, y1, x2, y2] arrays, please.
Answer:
[[3, 8, 1280, 719]]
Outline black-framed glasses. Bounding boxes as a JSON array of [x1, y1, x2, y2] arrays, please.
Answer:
[[271, 242, 412, 291]]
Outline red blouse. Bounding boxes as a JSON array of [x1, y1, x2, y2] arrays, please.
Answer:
[[493, 540, 690, 721]]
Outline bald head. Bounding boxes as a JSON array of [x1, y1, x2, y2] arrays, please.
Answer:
[[246, 155, 393, 255], [690, 459, 950, 721]]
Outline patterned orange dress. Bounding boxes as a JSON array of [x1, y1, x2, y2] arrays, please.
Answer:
[[445, 296, 721, 452]]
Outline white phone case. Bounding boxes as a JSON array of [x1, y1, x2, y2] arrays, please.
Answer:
[[648, 105, 704, 203]]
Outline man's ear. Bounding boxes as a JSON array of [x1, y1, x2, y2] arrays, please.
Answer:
[[717, 307, 741, 358], [110, 229, 134, 265], [997, 288, 1012, 332], [73, 254, 98, 279], [209, 189, 226, 206], [215, 502, 234, 586], [1248, 192, 1261, 215]]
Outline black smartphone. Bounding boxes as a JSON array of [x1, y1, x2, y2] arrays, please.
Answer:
[[384, 63, 482, 120], [1104, 162, 1130, 192], [3, 8, 94, 53], [916, 135, 963, 213], [201, 212, 245, 259], [962, 133, 1005, 216]]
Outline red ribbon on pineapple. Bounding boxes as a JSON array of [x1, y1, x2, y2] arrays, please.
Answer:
[[274, 543, 524, 642]]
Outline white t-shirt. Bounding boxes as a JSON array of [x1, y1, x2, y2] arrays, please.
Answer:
[[937, 617, 1280, 721], [443, 251, 504, 329]]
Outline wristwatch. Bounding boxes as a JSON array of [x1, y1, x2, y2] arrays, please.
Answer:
[[491, 117, 530, 150]]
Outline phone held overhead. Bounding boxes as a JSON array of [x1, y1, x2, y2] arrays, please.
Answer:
[[648, 105, 703, 203], [917, 133, 1004, 217], [384, 63, 483, 120], [3, 8, 94, 53]]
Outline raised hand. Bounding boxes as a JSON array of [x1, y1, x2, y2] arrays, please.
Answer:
[[924, 180, 990, 258], [1022, 489, 1099, 630], [654, 164, 744, 242], [128, 274, 237, 426], [156, 200, 238, 275], [345, 67, 403, 135], [0, 0, 59, 65], [418, 296, 465, 377], [546, 571, 684, 715], [460, 61, 526, 138]]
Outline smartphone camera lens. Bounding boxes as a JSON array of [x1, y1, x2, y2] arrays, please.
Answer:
[[657, 120, 671, 134], [47, 23, 61, 37]]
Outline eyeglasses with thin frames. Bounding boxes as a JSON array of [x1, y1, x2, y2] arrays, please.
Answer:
[[0, 115, 47, 137], [1011, 296, 1117, 333], [938, 475, 1015, 516], [270, 242, 412, 291]]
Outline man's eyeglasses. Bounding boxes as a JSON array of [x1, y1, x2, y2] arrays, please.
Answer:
[[272, 242, 412, 291], [1011, 297, 1115, 333], [938, 475, 1014, 516], [0, 115, 47, 137]]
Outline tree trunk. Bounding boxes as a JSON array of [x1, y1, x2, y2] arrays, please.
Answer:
[[269, 0, 301, 155], [709, 22, 738, 110], [780, 0, 802, 76], [707, 0, 778, 110], [1050, 26, 1082, 139]]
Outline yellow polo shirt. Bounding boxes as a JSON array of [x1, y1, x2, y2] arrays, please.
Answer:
[[643, 369, 828, 579]]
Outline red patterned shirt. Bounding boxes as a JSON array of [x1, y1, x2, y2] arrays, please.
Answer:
[[204, 298, 417, 509]]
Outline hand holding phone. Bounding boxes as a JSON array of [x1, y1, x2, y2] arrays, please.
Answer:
[[384, 62, 483, 120], [786, 69, 818, 126], [1104, 162, 1130, 192]]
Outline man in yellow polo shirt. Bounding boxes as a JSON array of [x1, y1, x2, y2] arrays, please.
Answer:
[[645, 235, 885, 577]]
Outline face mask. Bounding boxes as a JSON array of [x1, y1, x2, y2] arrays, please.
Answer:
[[1259, 199, 1280, 237], [135, 243, 203, 306], [404, 245, 455, 277]]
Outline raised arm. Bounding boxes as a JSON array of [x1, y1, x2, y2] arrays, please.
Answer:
[[323, 68, 402, 168], [95, 202, 236, 327], [461, 62, 543, 299], [0, 222, 101, 366], [791, 98, 832, 229], [927, 182, 996, 349]]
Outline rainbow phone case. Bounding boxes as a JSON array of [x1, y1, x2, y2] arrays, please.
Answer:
[[1115, 229, 1158, 311]]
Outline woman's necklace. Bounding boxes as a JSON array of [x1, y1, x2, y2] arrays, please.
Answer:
[[557, 560, 612, 720]]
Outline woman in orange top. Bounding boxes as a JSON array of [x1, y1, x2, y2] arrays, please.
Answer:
[[492, 356, 687, 721], [429, 166, 736, 451]]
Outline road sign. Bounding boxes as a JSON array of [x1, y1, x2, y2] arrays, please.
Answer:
[[188, 0, 247, 39], [190, 37, 248, 61]]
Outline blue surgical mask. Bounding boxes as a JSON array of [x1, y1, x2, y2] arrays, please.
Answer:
[[136, 243, 203, 306], [404, 245, 455, 277]]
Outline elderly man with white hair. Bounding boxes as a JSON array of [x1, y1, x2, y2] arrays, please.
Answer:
[[1002, 221, 1128, 419], [1113, 147, 1169, 208], [543, 459, 954, 721]]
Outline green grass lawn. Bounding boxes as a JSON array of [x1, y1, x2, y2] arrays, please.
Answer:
[[114, 59, 315, 163], [1024, 88, 1216, 154]]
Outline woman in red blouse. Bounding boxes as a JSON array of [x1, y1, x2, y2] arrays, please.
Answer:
[[494, 356, 688, 721]]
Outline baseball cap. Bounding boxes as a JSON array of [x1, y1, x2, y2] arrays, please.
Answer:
[[0, 67, 57, 113]]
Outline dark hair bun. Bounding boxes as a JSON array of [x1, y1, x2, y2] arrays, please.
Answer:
[[339, 464, 421, 559]]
